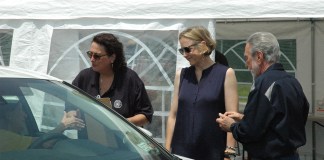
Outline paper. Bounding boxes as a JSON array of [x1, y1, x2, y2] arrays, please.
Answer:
[[98, 98, 112, 108]]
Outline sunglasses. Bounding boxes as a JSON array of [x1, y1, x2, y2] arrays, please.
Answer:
[[178, 43, 199, 55], [86, 51, 107, 60]]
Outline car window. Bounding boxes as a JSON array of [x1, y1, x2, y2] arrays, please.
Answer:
[[0, 78, 174, 160]]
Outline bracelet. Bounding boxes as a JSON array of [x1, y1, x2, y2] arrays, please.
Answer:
[[225, 146, 237, 157], [226, 146, 236, 151]]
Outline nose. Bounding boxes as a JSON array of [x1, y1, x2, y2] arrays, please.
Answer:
[[183, 51, 190, 57], [90, 55, 96, 62]]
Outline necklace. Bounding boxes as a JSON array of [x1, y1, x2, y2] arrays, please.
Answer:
[[98, 77, 104, 94], [99, 74, 114, 95]]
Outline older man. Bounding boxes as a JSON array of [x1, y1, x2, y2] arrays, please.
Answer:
[[216, 32, 309, 160]]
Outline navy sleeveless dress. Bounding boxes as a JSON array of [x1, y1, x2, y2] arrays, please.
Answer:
[[171, 63, 228, 160]]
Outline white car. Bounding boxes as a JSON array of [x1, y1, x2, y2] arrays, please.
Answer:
[[0, 66, 189, 160]]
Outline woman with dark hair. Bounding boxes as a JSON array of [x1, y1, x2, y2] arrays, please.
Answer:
[[72, 33, 153, 127]]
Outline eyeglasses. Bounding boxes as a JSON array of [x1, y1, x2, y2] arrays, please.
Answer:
[[86, 51, 107, 60], [178, 43, 199, 55]]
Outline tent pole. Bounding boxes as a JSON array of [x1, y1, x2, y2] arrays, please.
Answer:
[[310, 18, 316, 160], [310, 18, 315, 114]]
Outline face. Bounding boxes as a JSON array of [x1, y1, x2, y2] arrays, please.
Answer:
[[88, 42, 115, 73], [244, 43, 261, 79], [179, 37, 203, 66], [7, 103, 27, 133]]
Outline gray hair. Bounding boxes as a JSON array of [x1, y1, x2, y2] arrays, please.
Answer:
[[246, 32, 280, 63]]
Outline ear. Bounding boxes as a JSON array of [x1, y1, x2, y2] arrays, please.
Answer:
[[199, 41, 209, 53], [200, 41, 207, 45], [256, 51, 264, 62], [110, 54, 116, 63], [200, 41, 207, 48]]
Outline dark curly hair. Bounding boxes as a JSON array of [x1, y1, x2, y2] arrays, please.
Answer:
[[92, 33, 127, 73]]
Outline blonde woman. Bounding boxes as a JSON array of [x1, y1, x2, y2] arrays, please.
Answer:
[[166, 26, 238, 160]]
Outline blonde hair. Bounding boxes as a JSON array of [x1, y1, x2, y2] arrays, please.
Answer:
[[179, 26, 216, 56]]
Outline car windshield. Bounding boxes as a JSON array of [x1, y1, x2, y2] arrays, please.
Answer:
[[0, 78, 174, 160]]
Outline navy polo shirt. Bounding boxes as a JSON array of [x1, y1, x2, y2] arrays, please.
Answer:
[[72, 67, 153, 122]]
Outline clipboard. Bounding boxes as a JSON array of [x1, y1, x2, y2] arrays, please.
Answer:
[[98, 97, 112, 108]]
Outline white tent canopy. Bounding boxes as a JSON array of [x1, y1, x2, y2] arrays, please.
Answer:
[[1, 0, 324, 72], [1, 0, 324, 19], [0, 1, 323, 158], [0, 0, 322, 73]]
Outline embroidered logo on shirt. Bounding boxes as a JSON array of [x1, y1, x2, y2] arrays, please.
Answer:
[[114, 100, 122, 108]]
